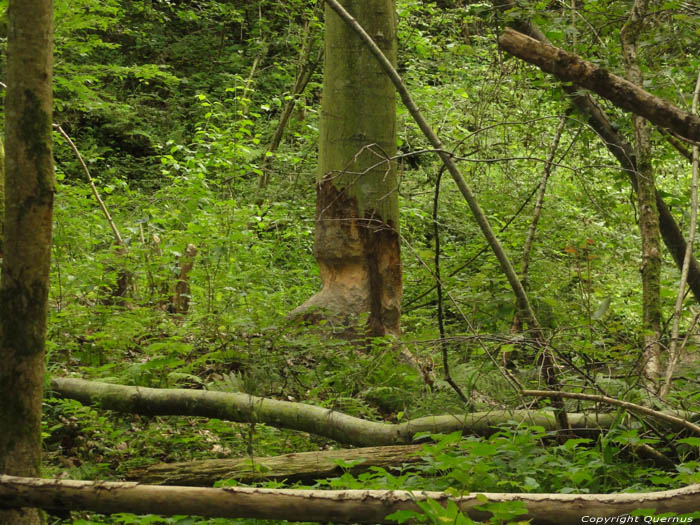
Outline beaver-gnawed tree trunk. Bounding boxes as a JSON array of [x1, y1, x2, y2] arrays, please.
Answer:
[[292, 0, 401, 337], [0, 1, 54, 523]]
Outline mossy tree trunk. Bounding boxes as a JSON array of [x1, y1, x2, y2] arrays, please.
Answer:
[[621, 0, 662, 384], [0, 1, 54, 524], [292, 0, 401, 337], [0, 137, 4, 258]]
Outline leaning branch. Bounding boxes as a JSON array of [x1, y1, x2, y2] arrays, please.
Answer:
[[521, 390, 700, 436], [497, 27, 700, 143], [495, 13, 700, 305], [53, 124, 123, 247], [2, 475, 699, 524], [323, 0, 539, 333]]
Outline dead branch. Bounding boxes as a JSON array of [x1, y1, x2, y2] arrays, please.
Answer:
[[498, 28, 700, 143], [521, 390, 700, 436]]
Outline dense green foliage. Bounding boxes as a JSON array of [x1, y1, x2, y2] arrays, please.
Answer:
[[1, 0, 700, 523]]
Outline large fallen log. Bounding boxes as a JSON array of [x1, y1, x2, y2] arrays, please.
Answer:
[[50, 378, 696, 447], [1, 475, 698, 524], [498, 27, 700, 143], [128, 445, 423, 486], [49, 377, 592, 445]]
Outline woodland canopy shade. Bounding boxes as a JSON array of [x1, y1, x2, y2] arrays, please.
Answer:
[[0, 0, 699, 523]]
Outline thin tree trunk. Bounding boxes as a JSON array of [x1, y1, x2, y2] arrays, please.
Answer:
[[661, 68, 700, 398], [171, 243, 197, 314], [521, 115, 567, 290], [0, 1, 54, 523], [508, 114, 567, 349], [620, 0, 662, 384], [1, 474, 699, 524], [291, 0, 402, 338], [257, 15, 322, 191], [497, 27, 700, 142]]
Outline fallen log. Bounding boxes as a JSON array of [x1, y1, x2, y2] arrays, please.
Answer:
[[128, 445, 423, 486], [50, 378, 695, 446], [1, 475, 698, 524], [498, 27, 700, 143]]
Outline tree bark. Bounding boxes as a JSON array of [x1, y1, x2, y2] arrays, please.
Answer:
[[1, 475, 699, 524], [321, 0, 570, 433], [291, 0, 402, 337], [620, 0, 662, 384], [0, 1, 54, 524], [0, 138, 4, 258], [50, 378, 696, 446], [498, 27, 700, 142], [496, 14, 700, 306], [128, 445, 423, 486]]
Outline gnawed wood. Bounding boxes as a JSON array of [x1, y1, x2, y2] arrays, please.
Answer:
[[171, 243, 197, 314]]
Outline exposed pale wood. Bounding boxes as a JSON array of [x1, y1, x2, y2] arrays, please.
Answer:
[[322, 0, 570, 433], [128, 445, 422, 486], [1, 475, 699, 524], [171, 243, 197, 314]]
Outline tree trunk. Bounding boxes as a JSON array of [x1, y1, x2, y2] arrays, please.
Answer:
[[497, 27, 700, 142], [128, 445, 423, 486], [621, 0, 662, 383], [1, 474, 699, 524], [171, 243, 197, 314], [291, 0, 402, 337], [50, 378, 697, 446], [0, 138, 4, 258], [0, 1, 54, 524]]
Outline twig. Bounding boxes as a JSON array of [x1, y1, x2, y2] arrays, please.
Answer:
[[53, 124, 123, 247], [522, 389, 700, 436], [433, 164, 469, 405], [404, 179, 542, 311]]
